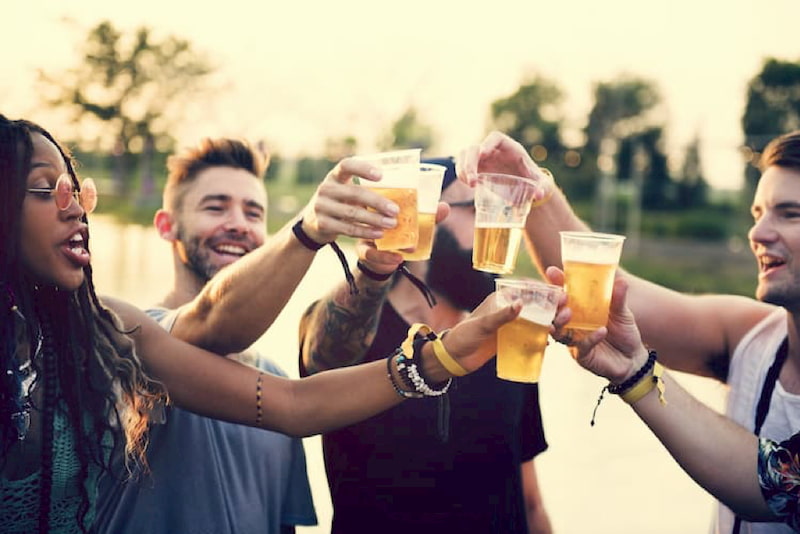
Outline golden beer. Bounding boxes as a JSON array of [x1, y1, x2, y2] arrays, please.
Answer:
[[400, 212, 436, 261], [497, 317, 550, 383], [563, 260, 617, 330], [367, 187, 419, 251], [472, 223, 523, 274]]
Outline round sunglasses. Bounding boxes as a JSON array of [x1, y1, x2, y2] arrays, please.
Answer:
[[27, 173, 98, 214]]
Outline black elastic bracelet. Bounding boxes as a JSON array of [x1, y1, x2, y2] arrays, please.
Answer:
[[411, 335, 449, 389], [356, 261, 395, 282], [291, 219, 325, 251], [591, 350, 658, 427], [607, 350, 657, 395], [386, 349, 423, 399]]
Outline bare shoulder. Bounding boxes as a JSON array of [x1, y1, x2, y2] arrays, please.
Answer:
[[98, 295, 152, 330]]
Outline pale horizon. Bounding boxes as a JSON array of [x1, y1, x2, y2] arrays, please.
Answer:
[[6, 0, 800, 190]]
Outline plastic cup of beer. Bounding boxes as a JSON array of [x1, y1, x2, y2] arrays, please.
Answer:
[[400, 163, 446, 261], [560, 231, 626, 332], [495, 278, 562, 383], [473, 173, 538, 274], [357, 148, 422, 251]]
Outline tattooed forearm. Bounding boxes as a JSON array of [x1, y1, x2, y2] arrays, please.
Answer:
[[302, 279, 391, 374]]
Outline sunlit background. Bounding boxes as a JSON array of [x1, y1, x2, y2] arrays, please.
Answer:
[[6, 0, 800, 190], [6, 1, 799, 532]]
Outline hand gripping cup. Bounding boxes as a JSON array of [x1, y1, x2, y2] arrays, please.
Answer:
[[494, 278, 563, 383], [400, 163, 446, 261], [473, 173, 538, 274], [358, 148, 422, 251], [560, 231, 626, 332]]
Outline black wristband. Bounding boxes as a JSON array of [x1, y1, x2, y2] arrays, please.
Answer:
[[607, 350, 657, 395], [292, 219, 325, 251], [356, 261, 395, 282]]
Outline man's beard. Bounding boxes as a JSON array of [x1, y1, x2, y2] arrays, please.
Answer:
[[176, 228, 253, 283], [177, 231, 218, 282], [425, 225, 499, 311]]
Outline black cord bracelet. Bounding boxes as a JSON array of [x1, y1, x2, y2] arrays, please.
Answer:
[[292, 218, 359, 295], [356, 261, 395, 282], [291, 219, 326, 251], [591, 350, 658, 427]]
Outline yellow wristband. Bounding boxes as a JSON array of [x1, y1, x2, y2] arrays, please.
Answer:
[[401, 324, 468, 377], [620, 361, 667, 405], [530, 168, 556, 207], [402, 323, 432, 359], [431, 330, 467, 377]]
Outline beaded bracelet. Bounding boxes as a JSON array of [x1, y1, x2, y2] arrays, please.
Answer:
[[406, 325, 467, 377], [608, 350, 657, 395], [412, 336, 453, 390], [397, 350, 451, 397], [590, 350, 666, 426], [386, 349, 424, 399], [255, 372, 264, 426], [620, 361, 667, 405]]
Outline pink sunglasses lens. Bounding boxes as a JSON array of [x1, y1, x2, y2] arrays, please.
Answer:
[[80, 178, 98, 214], [55, 175, 74, 211]]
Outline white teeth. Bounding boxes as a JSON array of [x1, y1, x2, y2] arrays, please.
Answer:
[[70, 232, 84, 243], [215, 245, 246, 255]]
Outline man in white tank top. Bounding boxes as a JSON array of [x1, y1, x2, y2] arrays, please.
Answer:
[[457, 130, 800, 533]]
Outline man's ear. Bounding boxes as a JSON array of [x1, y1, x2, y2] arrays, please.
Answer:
[[154, 209, 178, 241]]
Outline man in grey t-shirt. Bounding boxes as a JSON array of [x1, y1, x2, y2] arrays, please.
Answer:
[[95, 138, 320, 533]]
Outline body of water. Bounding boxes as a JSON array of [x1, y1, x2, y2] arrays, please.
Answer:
[[90, 214, 727, 533]]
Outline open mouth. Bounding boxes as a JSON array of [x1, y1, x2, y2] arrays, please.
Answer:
[[212, 243, 248, 257], [759, 255, 786, 274], [63, 230, 90, 266]]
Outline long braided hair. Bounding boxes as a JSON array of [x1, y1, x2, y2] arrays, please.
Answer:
[[0, 115, 165, 532]]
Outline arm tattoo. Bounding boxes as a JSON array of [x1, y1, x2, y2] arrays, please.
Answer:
[[304, 280, 391, 373]]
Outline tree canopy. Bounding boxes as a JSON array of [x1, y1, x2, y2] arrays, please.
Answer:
[[38, 20, 215, 196]]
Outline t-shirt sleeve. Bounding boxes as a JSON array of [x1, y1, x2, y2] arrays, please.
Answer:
[[520, 383, 548, 461], [758, 433, 800, 530]]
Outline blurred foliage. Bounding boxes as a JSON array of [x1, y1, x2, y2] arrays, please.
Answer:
[[489, 74, 566, 165], [52, 30, 800, 299], [742, 57, 800, 199], [38, 19, 215, 201], [379, 107, 435, 152]]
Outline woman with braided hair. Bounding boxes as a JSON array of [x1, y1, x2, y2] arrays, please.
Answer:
[[0, 115, 523, 533]]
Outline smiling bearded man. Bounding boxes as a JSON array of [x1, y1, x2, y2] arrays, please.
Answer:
[[94, 138, 318, 534]]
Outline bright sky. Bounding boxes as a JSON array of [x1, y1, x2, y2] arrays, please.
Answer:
[[6, 0, 800, 190]]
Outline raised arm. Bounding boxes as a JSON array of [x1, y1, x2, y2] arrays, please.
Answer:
[[458, 131, 773, 379], [300, 240, 404, 375], [104, 294, 518, 437], [301, 201, 452, 375], [550, 270, 775, 522], [169, 158, 400, 355]]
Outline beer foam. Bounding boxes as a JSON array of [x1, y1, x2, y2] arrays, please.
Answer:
[[519, 306, 556, 325]]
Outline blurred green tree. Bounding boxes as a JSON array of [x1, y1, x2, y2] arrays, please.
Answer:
[[742, 57, 800, 197], [379, 107, 435, 152], [676, 134, 709, 208], [579, 75, 677, 219], [488, 74, 567, 175], [37, 20, 215, 202]]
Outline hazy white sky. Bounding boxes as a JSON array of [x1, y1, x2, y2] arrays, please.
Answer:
[[5, 0, 800, 189]]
